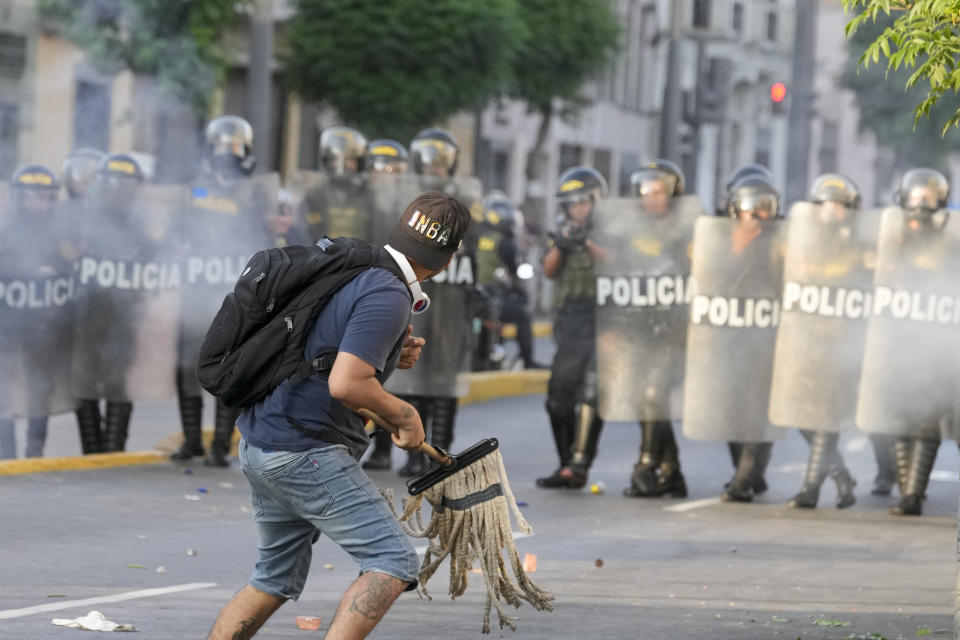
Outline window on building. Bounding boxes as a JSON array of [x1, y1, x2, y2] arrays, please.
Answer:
[[692, 0, 710, 28], [491, 149, 510, 192], [754, 126, 771, 168], [638, 4, 658, 110], [619, 151, 639, 196], [0, 32, 26, 78], [818, 121, 839, 174], [766, 10, 778, 42], [0, 101, 18, 179], [732, 2, 744, 36], [73, 79, 110, 151], [593, 149, 612, 187], [558, 144, 583, 174]]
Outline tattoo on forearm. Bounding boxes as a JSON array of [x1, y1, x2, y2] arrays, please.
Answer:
[[232, 617, 258, 640], [401, 405, 414, 420], [348, 573, 397, 621]]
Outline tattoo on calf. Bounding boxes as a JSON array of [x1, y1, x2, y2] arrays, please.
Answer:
[[232, 617, 258, 640], [348, 573, 397, 621]]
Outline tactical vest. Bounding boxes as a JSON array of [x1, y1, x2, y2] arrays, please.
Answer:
[[305, 178, 372, 241], [554, 249, 595, 309], [476, 227, 505, 286]]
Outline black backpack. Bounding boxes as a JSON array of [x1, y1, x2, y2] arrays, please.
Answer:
[[197, 237, 407, 409]]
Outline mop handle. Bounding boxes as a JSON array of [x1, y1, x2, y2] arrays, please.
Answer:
[[358, 408, 454, 468]]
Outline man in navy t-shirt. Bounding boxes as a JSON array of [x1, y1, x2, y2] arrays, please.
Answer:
[[207, 192, 472, 640]]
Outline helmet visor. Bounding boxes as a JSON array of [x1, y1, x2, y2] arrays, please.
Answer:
[[412, 139, 457, 172], [729, 192, 779, 220]]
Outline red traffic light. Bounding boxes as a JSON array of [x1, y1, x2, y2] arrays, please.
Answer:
[[770, 82, 787, 103]]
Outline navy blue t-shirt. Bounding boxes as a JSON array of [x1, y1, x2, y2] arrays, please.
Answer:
[[237, 266, 411, 458]]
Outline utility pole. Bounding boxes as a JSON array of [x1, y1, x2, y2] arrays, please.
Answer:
[[785, 0, 817, 204], [247, 0, 273, 172], [658, 1, 683, 162]]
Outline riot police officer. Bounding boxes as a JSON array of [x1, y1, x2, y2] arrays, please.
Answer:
[[73, 154, 148, 453], [537, 167, 608, 488], [359, 140, 413, 472], [722, 175, 782, 502], [390, 128, 480, 476], [301, 126, 371, 241], [62, 148, 107, 452], [474, 191, 539, 370], [171, 115, 271, 467], [622, 160, 689, 498], [0, 165, 66, 459], [887, 168, 951, 516], [782, 173, 862, 509]]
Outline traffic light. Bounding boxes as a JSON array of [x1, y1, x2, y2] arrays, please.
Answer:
[[770, 82, 787, 115]]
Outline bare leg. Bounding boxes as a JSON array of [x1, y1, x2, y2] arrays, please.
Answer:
[[206, 585, 285, 640], [324, 571, 409, 640]]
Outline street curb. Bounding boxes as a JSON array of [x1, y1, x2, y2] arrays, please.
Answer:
[[0, 370, 550, 477]]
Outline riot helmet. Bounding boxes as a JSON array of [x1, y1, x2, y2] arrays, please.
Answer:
[[366, 138, 408, 174], [410, 128, 459, 178], [809, 172, 861, 229], [320, 126, 368, 176], [555, 166, 607, 228], [98, 153, 145, 183], [61, 148, 105, 199], [10, 164, 60, 216], [205, 115, 256, 177], [897, 168, 949, 233], [631, 159, 684, 215], [483, 190, 519, 236], [726, 175, 781, 221]]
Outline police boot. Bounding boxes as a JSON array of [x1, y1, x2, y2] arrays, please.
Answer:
[[723, 443, 768, 502], [561, 403, 603, 490], [889, 438, 939, 516], [362, 430, 393, 470], [24, 417, 49, 458], [869, 433, 896, 496], [891, 436, 913, 497], [537, 407, 576, 488], [788, 431, 831, 509], [624, 421, 661, 497], [171, 396, 204, 460], [0, 419, 15, 459], [656, 422, 687, 498], [205, 401, 239, 467], [825, 434, 857, 509], [76, 399, 103, 455], [430, 397, 457, 453], [398, 398, 430, 477], [102, 402, 132, 453]]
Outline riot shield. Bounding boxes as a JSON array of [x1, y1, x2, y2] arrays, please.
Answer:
[[289, 171, 376, 242], [856, 207, 960, 436], [368, 171, 405, 244], [0, 207, 76, 418], [177, 172, 277, 395], [71, 184, 183, 401], [682, 216, 787, 442], [592, 195, 701, 421], [384, 175, 478, 398], [768, 203, 875, 431]]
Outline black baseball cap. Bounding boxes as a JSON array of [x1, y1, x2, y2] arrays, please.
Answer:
[[388, 191, 472, 271]]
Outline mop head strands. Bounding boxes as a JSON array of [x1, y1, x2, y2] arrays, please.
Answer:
[[385, 448, 554, 633]]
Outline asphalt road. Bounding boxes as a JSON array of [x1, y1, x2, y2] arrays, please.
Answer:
[[1, 390, 959, 640]]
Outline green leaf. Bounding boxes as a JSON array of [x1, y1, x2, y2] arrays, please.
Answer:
[[126, 563, 147, 569], [814, 618, 853, 627], [772, 616, 792, 623], [916, 629, 932, 636]]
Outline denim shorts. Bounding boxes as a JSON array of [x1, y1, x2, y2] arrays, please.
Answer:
[[238, 439, 420, 600]]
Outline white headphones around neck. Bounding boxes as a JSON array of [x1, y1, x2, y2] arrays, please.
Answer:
[[384, 244, 430, 314]]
